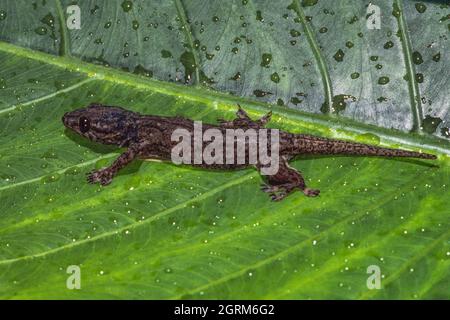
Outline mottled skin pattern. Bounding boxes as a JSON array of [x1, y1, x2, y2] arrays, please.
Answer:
[[62, 103, 437, 201]]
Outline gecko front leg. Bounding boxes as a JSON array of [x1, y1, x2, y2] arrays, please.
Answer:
[[87, 145, 138, 186]]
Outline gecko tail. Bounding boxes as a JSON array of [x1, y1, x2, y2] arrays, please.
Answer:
[[295, 135, 437, 160]]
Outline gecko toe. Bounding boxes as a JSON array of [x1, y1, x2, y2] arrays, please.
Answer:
[[86, 169, 109, 185], [99, 177, 112, 186], [270, 193, 287, 201], [304, 188, 320, 197], [261, 184, 281, 193], [86, 171, 98, 184]]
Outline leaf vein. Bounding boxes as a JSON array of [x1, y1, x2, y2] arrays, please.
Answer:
[[0, 172, 256, 265], [0, 78, 94, 115]]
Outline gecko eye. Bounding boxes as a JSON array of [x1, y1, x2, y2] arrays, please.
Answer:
[[79, 116, 90, 133]]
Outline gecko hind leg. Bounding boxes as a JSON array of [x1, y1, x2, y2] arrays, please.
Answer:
[[236, 104, 251, 120], [259, 157, 320, 201], [218, 104, 272, 128]]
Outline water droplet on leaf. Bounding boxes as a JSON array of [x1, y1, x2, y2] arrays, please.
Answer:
[[256, 10, 263, 22], [333, 49, 345, 62], [121, 0, 133, 12], [415, 3, 427, 13], [432, 52, 440, 62], [378, 76, 390, 85], [422, 115, 442, 134], [34, 27, 47, 35], [384, 41, 394, 49], [161, 50, 172, 58], [253, 89, 272, 97], [290, 29, 300, 37], [270, 72, 280, 83], [260, 53, 272, 68], [412, 51, 423, 65], [302, 0, 318, 6], [230, 72, 241, 81]]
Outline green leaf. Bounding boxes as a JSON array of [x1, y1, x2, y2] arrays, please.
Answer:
[[0, 0, 448, 299], [1, 0, 448, 138]]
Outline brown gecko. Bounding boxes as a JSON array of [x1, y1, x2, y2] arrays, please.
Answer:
[[62, 103, 437, 201]]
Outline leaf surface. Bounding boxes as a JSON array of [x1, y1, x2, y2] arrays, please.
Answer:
[[0, 0, 448, 299]]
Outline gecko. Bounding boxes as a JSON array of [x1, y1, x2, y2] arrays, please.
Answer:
[[62, 103, 437, 201]]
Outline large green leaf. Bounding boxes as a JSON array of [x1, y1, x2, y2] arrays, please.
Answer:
[[0, 0, 449, 299], [1, 0, 448, 137]]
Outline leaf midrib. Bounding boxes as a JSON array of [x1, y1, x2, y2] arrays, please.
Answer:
[[0, 78, 94, 115], [292, 0, 333, 111], [394, 0, 423, 133], [174, 0, 200, 85], [54, 0, 70, 56], [0, 41, 448, 156]]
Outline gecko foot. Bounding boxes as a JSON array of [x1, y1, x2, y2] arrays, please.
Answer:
[[261, 184, 291, 201], [303, 188, 320, 197], [87, 168, 113, 186]]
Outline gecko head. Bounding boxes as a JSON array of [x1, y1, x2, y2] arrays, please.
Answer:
[[62, 103, 138, 146]]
